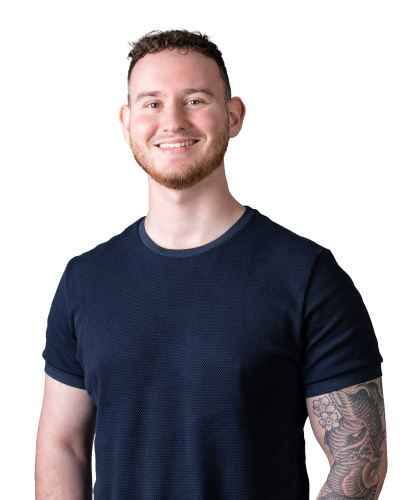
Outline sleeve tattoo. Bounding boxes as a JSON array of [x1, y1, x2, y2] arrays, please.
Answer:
[[313, 378, 386, 500]]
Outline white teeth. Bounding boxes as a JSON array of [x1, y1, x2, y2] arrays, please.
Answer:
[[159, 140, 196, 148]]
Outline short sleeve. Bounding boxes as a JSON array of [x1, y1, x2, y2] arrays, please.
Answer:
[[302, 250, 382, 398], [42, 260, 86, 389]]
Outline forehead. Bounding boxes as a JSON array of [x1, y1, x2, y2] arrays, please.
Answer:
[[129, 49, 224, 100]]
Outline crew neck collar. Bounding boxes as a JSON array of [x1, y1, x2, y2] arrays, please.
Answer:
[[138, 206, 255, 258]]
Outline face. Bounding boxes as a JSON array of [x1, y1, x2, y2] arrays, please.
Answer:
[[119, 49, 243, 190]]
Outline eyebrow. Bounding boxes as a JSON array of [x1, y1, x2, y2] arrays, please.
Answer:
[[134, 87, 215, 103]]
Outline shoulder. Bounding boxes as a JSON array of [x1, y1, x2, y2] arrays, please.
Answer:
[[64, 218, 143, 285], [253, 209, 326, 254], [251, 209, 332, 275]]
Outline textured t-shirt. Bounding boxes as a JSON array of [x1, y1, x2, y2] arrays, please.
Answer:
[[42, 206, 382, 500]]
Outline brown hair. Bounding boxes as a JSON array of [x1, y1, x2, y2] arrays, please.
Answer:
[[126, 29, 231, 106]]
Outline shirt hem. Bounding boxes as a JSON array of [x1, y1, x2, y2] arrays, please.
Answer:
[[304, 363, 382, 398], [44, 361, 86, 390]]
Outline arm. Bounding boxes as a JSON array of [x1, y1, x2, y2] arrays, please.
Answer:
[[306, 377, 387, 500], [35, 374, 97, 500]]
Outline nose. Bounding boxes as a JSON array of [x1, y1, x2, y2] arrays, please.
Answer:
[[159, 100, 190, 134]]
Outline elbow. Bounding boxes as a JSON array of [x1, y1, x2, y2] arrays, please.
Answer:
[[325, 453, 388, 498]]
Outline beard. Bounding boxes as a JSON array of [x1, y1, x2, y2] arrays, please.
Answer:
[[129, 119, 230, 190]]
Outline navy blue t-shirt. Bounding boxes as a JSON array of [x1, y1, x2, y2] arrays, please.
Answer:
[[42, 206, 382, 499]]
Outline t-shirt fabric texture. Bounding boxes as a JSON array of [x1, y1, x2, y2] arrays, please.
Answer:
[[42, 206, 383, 500]]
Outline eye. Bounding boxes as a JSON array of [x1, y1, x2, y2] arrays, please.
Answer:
[[345, 427, 367, 446], [146, 99, 202, 109], [146, 102, 160, 109]]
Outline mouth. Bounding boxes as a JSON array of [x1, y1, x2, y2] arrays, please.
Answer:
[[155, 139, 200, 155]]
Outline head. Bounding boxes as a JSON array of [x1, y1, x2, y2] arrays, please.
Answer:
[[119, 30, 245, 190]]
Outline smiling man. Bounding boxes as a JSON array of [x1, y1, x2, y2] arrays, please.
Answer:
[[36, 30, 387, 500], [120, 36, 246, 248]]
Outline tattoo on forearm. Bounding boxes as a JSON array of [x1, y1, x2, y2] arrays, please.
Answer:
[[313, 378, 385, 500]]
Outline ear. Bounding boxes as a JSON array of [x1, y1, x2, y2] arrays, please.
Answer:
[[228, 97, 246, 139], [118, 104, 131, 145]]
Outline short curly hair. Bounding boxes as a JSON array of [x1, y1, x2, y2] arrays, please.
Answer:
[[126, 29, 231, 106]]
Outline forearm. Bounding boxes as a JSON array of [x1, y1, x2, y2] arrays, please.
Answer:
[[35, 442, 93, 500]]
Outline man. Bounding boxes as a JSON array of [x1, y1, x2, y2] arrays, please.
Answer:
[[35, 30, 387, 499]]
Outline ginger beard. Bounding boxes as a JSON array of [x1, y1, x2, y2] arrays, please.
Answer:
[[129, 119, 230, 190]]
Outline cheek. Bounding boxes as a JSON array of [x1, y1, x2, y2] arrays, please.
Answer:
[[200, 109, 227, 136], [130, 116, 158, 141]]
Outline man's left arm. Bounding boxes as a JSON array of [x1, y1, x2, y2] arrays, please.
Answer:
[[306, 377, 387, 500]]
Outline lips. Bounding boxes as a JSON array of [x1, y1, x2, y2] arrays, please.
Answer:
[[157, 140, 199, 149], [155, 140, 200, 155], [154, 137, 199, 146]]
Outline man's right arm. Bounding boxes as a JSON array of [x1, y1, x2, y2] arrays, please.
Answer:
[[35, 373, 97, 500]]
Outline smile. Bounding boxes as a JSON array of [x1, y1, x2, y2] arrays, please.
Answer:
[[156, 141, 199, 155], [157, 140, 198, 148]]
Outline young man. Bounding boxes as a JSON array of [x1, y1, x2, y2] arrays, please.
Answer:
[[35, 30, 387, 499]]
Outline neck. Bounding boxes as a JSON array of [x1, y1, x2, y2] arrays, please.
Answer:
[[144, 163, 245, 250]]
